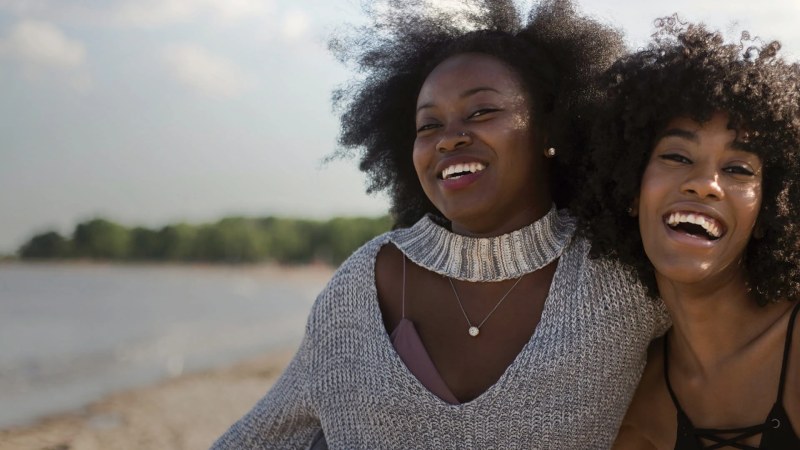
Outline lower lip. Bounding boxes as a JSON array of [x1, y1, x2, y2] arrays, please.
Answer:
[[662, 222, 719, 248], [440, 170, 484, 190]]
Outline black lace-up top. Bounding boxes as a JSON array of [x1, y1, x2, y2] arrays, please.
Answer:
[[666, 303, 800, 450]]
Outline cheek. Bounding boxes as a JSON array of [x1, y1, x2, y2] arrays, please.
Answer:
[[637, 166, 662, 215], [730, 183, 762, 228], [411, 141, 428, 180], [637, 166, 669, 238]]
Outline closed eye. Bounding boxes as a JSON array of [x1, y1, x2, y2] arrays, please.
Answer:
[[724, 165, 755, 176], [659, 153, 692, 164], [416, 123, 441, 133], [468, 108, 501, 119]]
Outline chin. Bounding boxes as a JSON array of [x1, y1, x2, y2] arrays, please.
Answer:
[[650, 255, 716, 285], [655, 269, 711, 286]]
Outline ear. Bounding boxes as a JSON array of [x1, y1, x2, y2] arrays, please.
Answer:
[[628, 197, 639, 218]]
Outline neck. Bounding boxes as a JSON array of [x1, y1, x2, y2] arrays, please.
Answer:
[[658, 271, 790, 376], [450, 203, 551, 237]]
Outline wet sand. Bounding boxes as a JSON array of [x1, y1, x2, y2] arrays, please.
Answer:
[[0, 344, 295, 450]]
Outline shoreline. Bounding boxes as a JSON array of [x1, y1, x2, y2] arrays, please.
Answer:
[[0, 347, 295, 450]]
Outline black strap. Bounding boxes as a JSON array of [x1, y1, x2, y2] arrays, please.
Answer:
[[690, 424, 769, 450], [664, 302, 800, 449], [663, 334, 690, 419], [776, 302, 800, 402]]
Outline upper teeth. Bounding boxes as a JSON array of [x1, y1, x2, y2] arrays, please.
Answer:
[[666, 212, 723, 238], [441, 162, 486, 180]]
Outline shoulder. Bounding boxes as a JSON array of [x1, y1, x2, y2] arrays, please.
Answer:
[[612, 424, 661, 450], [563, 234, 647, 300], [561, 234, 635, 282], [565, 235, 671, 334], [326, 231, 392, 285], [617, 337, 676, 450], [306, 232, 391, 324], [786, 302, 800, 426]]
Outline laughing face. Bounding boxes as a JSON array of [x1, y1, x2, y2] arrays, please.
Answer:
[[413, 53, 551, 236], [637, 112, 763, 290]]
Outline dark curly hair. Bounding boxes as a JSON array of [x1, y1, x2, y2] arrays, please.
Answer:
[[330, 0, 624, 227], [573, 16, 800, 304]]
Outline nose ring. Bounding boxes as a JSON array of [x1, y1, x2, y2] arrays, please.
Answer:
[[457, 131, 469, 137]]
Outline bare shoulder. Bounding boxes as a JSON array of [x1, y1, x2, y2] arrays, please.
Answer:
[[786, 302, 800, 428], [375, 243, 403, 281], [375, 243, 404, 330], [613, 424, 660, 450], [617, 337, 676, 450]]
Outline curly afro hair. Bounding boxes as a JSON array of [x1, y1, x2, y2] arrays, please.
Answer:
[[330, 0, 624, 228], [573, 16, 800, 304]]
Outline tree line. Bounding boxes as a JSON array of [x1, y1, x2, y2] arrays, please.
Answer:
[[18, 215, 393, 265]]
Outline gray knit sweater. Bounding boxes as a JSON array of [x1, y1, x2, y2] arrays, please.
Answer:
[[212, 211, 668, 449]]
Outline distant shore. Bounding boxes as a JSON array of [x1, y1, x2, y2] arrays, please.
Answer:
[[0, 262, 335, 450], [0, 259, 335, 270], [0, 347, 295, 450]]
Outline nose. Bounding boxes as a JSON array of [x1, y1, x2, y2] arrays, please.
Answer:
[[437, 130, 472, 152], [681, 164, 724, 200]]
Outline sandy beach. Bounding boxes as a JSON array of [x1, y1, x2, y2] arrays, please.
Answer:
[[0, 347, 294, 450]]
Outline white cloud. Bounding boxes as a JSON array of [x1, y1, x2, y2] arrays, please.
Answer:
[[161, 43, 255, 98], [0, 0, 274, 27], [0, 19, 91, 90], [112, 0, 272, 27], [0, 20, 85, 69], [206, 0, 272, 21], [281, 10, 310, 40]]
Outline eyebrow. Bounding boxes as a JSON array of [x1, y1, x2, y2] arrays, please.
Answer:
[[656, 128, 698, 143], [656, 128, 751, 151], [416, 86, 501, 112]]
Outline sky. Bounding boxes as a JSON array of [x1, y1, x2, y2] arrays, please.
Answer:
[[1, 0, 799, 254]]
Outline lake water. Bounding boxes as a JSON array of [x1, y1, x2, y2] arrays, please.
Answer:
[[0, 263, 331, 429]]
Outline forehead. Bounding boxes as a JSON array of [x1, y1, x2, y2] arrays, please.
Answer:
[[656, 114, 764, 164], [660, 114, 739, 144], [418, 53, 525, 101]]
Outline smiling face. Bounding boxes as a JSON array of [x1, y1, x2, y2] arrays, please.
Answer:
[[637, 112, 763, 290], [412, 53, 551, 236]]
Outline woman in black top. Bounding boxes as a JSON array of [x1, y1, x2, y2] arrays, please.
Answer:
[[573, 16, 800, 450]]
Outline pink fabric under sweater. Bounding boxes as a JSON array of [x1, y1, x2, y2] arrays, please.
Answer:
[[390, 318, 460, 405]]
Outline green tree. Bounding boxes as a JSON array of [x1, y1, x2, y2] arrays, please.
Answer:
[[17, 214, 392, 264], [322, 216, 392, 264], [19, 231, 71, 258], [155, 224, 199, 261], [195, 218, 269, 262], [129, 227, 160, 260], [261, 217, 322, 264], [72, 219, 131, 259]]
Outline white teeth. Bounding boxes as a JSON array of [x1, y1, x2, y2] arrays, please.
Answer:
[[665, 212, 723, 238], [441, 162, 486, 180]]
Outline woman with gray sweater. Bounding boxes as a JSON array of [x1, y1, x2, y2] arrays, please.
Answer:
[[212, 1, 668, 448]]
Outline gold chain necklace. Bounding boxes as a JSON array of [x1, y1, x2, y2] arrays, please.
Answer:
[[447, 275, 524, 337]]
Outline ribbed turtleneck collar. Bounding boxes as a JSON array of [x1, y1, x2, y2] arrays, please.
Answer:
[[389, 205, 575, 282]]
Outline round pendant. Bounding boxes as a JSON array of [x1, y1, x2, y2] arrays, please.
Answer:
[[468, 326, 480, 337]]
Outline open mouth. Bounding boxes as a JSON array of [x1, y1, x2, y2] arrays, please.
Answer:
[[664, 211, 726, 241], [439, 162, 486, 180]]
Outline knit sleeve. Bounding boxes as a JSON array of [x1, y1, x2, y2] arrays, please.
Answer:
[[210, 306, 320, 450], [648, 295, 672, 339]]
